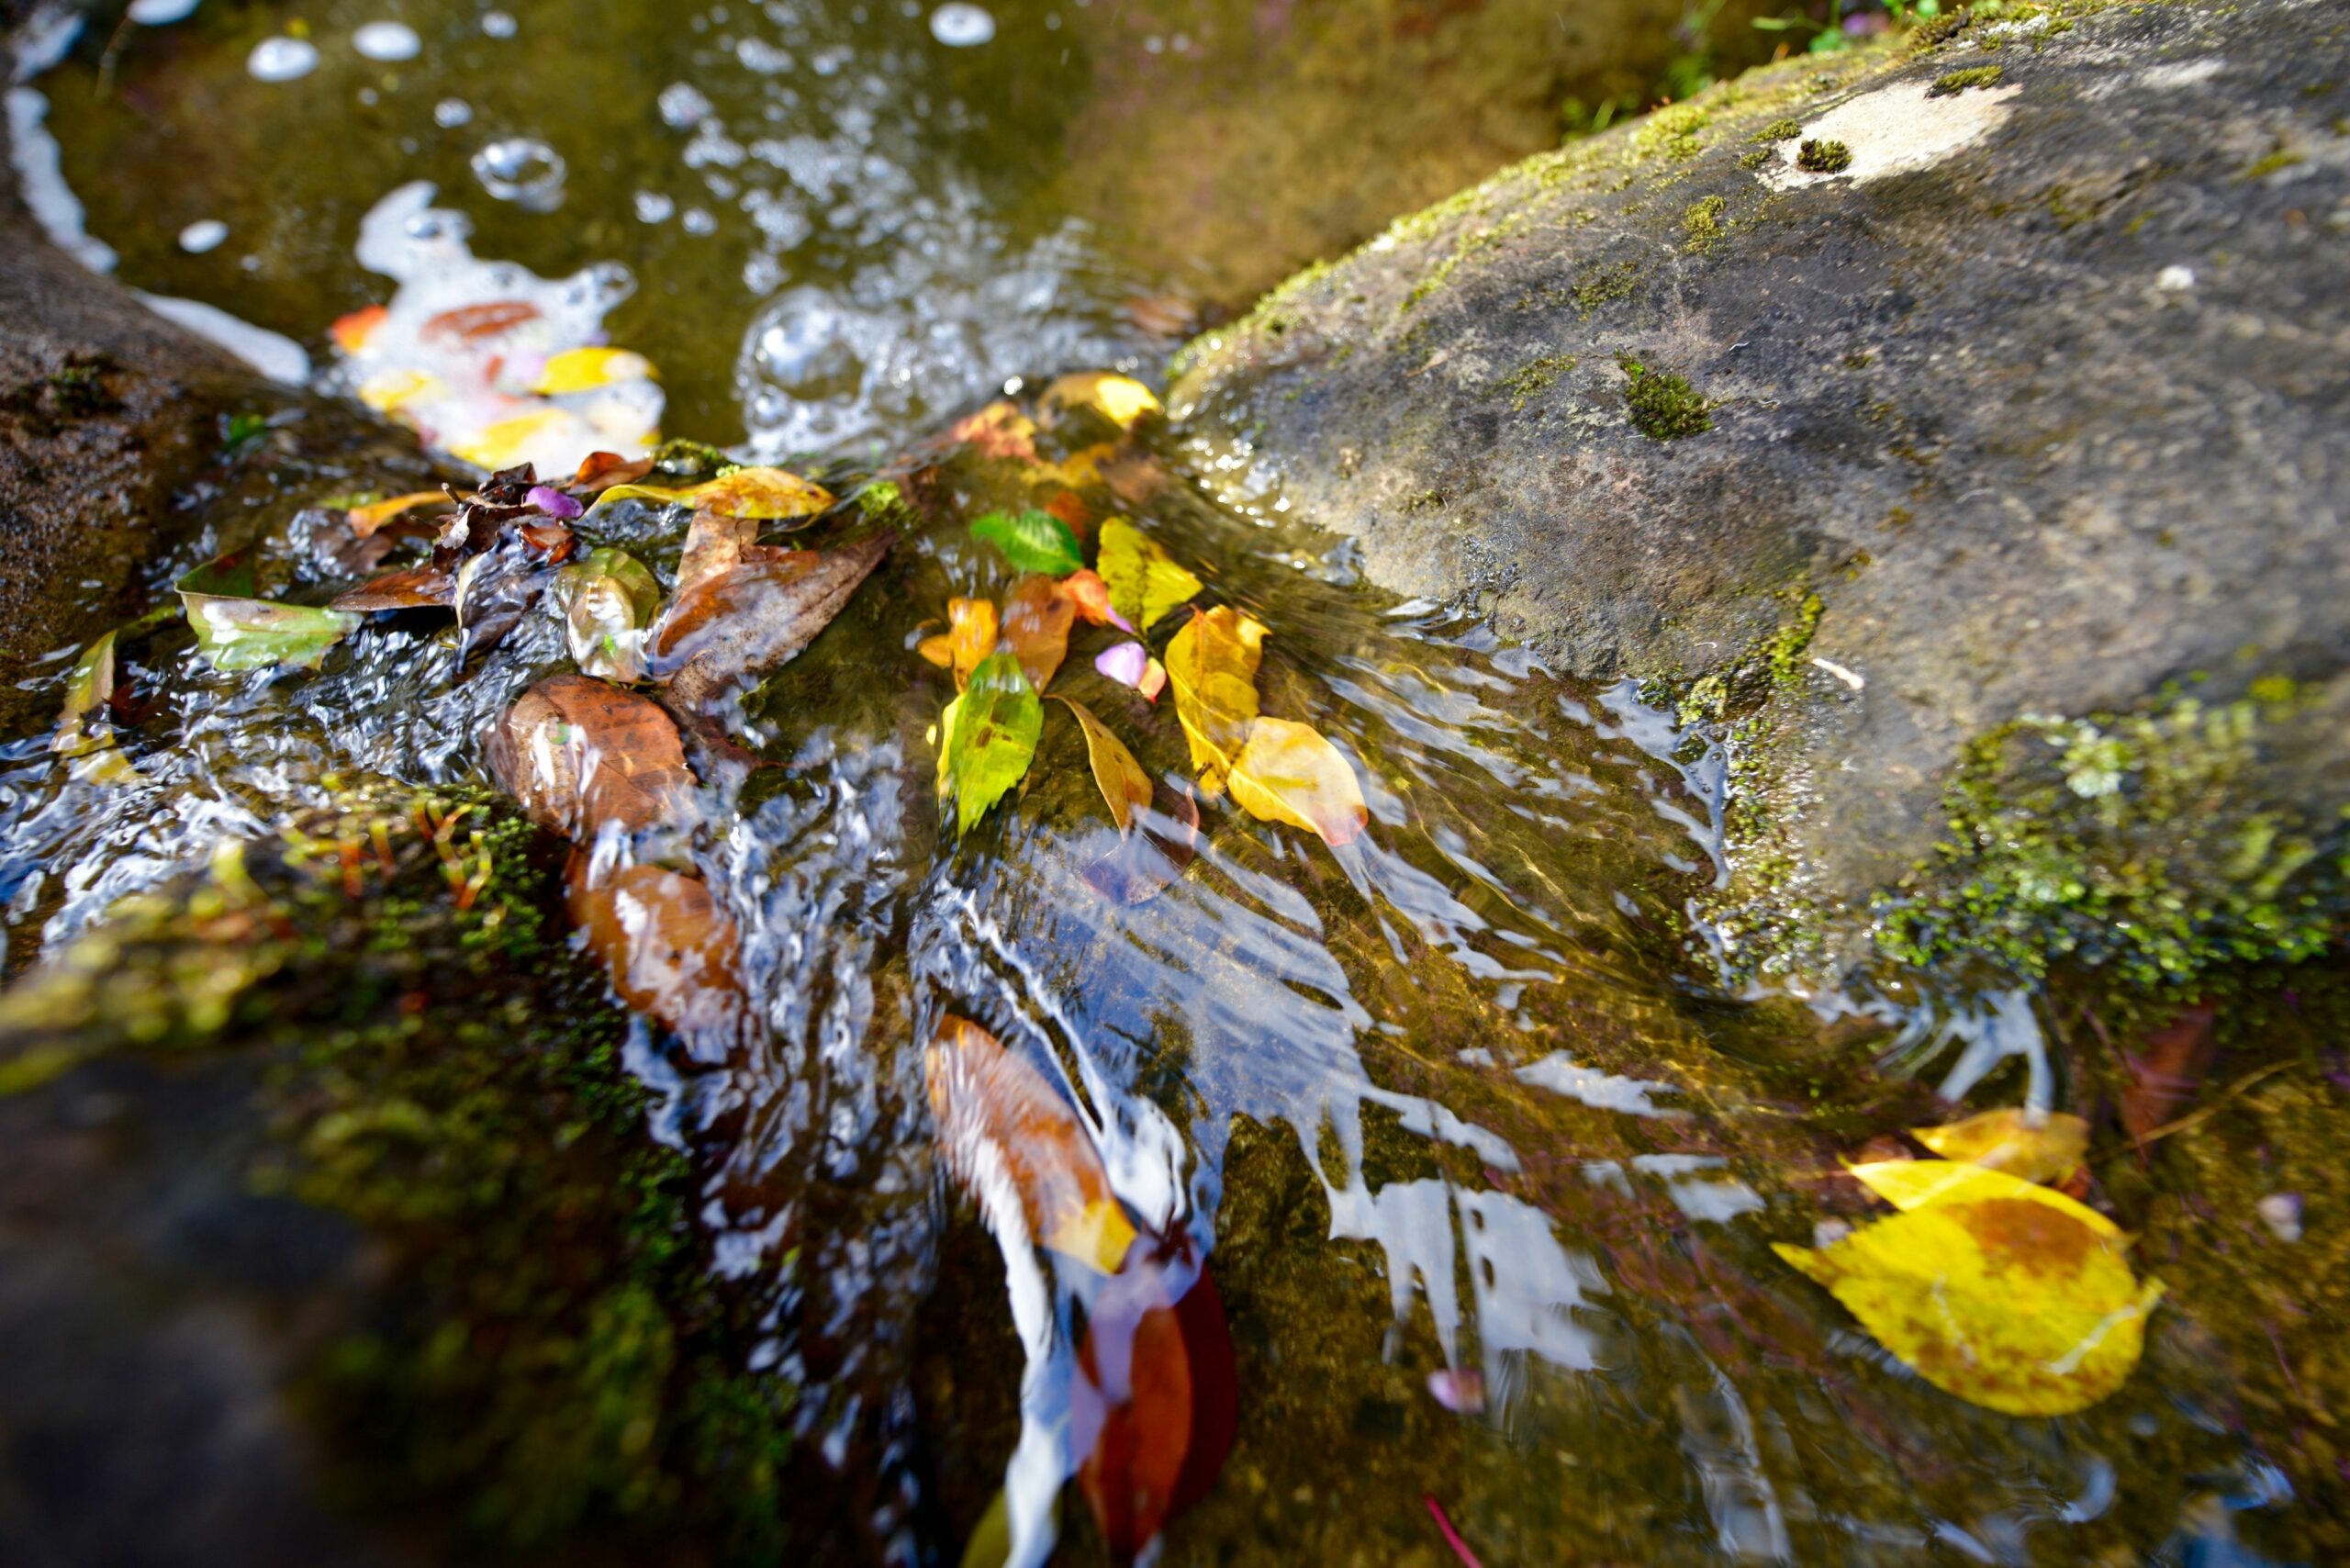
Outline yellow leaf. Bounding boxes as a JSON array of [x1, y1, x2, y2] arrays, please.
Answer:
[[1911, 1108, 2091, 1184], [1097, 518, 1203, 631], [1775, 1160, 2162, 1416], [532, 345, 657, 395], [1227, 717, 1367, 846], [1163, 607, 1263, 795], [449, 408, 570, 469], [357, 368, 445, 412], [1041, 372, 1162, 431], [346, 490, 446, 538], [1053, 697, 1152, 833], [588, 465, 834, 522], [918, 598, 999, 692]]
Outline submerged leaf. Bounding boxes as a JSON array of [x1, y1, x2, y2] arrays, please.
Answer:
[[1052, 696, 1151, 833], [1227, 717, 1368, 846], [970, 509, 1083, 577], [453, 537, 553, 667], [946, 400, 1040, 462], [332, 562, 456, 612], [923, 1014, 1137, 1274], [1041, 372, 1163, 431], [52, 632, 119, 762], [649, 532, 892, 714], [1912, 1108, 2090, 1184], [346, 489, 448, 538], [565, 857, 747, 1047], [1058, 567, 1133, 633], [551, 549, 662, 682], [1002, 575, 1076, 692], [1097, 518, 1201, 631], [676, 508, 758, 595], [487, 675, 698, 839], [1163, 608, 1264, 794], [588, 464, 834, 523], [936, 651, 1042, 838], [177, 554, 359, 672], [1774, 1159, 2163, 1416], [917, 597, 999, 692]]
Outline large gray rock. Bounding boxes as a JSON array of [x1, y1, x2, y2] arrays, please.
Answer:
[[1169, 0, 2350, 946]]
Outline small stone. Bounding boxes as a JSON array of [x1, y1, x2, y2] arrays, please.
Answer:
[[2255, 1193, 2302, 1243], [2157, 264, 2197, 290]]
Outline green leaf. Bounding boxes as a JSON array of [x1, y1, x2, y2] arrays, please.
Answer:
[[937, 650, 1042, 837], [969, 509, 1083, 577], [176, 553, 359, 672]]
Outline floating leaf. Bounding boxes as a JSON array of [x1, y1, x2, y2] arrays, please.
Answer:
[[532, 346, 657, 395], [650, 532, 892, 714], [451, 408, 571, 471], [588, 464, 834, 523], [946, 400, 1040, 462], [488, 675, 699, 840], [565, 857, 747, 1047], [551, 548, 661, 681], [346, 489, 447, 538], [936, 651, 1042, 838], [1774, 1159, 2164, 1416], [969, 509, 1083, 577], [1912, 1108, 2090, 1184], [1096, 519, 1202, 632], [330, 303, 386, 353], [1227, 717, 1368, 846], [924, 1014, 1137, 1274], [51, 632, 131, 779], [1073, 1237, 1237, 1562], [917, 597, 998, 692], [1052, 697, 1151, 833], [571, 449, 657, 493], [177, 554, 360, 672], [421, 299, 543, 342], [524, 484, 585, 521], [1002, 575, 1075, 692], [1163, 608, 1264, 794], [331, 562, 457, 613], [1041, 371, 1163, 431], [1058, 567, 1133, 633], [1094, 642, 1166, 702], [358, 368, 448, 414]]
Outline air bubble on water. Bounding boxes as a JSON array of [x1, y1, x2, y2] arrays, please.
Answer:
[[634, 190, 677, 223], [471, 138, 566, 210], [659, 82, 716, 129], [434, 98, 473, 128], [247, 36, 319, 81], [480, 9, 518, 38], [177, 218, 228, 253], [929, 4, 993, 47], [126, 0, 201, 25], [352, 21, 421, 60], [682, 207, 719, 235]]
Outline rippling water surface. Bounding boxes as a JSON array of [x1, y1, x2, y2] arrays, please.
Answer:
[[2, 1, 2322, 1563]]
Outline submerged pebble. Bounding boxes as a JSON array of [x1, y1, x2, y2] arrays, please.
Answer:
[[353, 21, 422, 61], [247, 36, 319, 82], [930, 3, 995, 47]]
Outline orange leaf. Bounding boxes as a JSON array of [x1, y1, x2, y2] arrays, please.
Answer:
[[1002, 575, 1075, 693], [917, 597, 1000, 692], [1227, 717, 1368, 846], [946, 399, 1040, 462], [1057, 568, 1130, 632], [565, 856, 747, 1047], [330, 304, 387, 353], [924, 1015, 1137, 1275], [571, 450, 658, 493], [487, 675, 699, 840], [346, 490, 446, 538]]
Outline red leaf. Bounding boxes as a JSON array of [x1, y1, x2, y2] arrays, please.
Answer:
[[420, 300, 543, 341]]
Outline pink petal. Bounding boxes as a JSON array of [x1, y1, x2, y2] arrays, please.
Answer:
[[1137, 657, 1167, 703], [1095, 640, 1148, 688], [1426, 1368, 1485, 1414], [526, 484, 585, 520]]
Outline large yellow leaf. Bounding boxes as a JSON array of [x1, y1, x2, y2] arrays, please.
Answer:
[[1911, 1108, 2090, 1184], [1774, 1159, 2162, 1416], [1163, 607, 1263, 795], [1227, 717, 1367, 846], [587, 465, 834, 522], [1053, 696, 1152, 833], [1097, 518, 1203, 631]]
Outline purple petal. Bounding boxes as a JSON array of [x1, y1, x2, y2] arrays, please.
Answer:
[[526, 484, 585, 520], [1095, 641, 1148, 689], [1426, 1368, 1485, 1414]]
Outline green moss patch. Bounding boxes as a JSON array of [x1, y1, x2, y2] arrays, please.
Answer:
[[1797, 138, 1854, 174], [1617, 353, 1714, 440], [1930, 64, 2005, 96]]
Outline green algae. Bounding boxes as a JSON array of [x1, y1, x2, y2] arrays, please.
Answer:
[[1797, 138, 1854, 174], [1930, 63, 2007, 95], [1680, 195, 1729, 253], [1617, 353, 1714, 440], [1498, 353, 1578, 411]]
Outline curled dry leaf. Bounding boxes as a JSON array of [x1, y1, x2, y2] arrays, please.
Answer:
[[571, 449, 658, 494], [917, 597, 998, 692], [936, 650, 1042, 839], [1228, 717, 1368, 847], [565, 855, 747, 1047], [551, 548, 662, 682], [453, 537, 554, 667], [1052, 696, 1150, 833], [331, 562, 457, 613], [650, 531, 893, 715], [1774, 1159, 2164, 1416], [1163, 608, 1264, 795], [1097, 518, 1202, 633], [1912, 1107, 2090, 1184], [1072, 1236, 1238, 1563], [1002, 575, 1076, 692], [176, 554, 361, 673], [487, 675, 698, 840], [346, 490, 448, 538], [923, 1014, 1137, 1275], [587, 464, 834, 523]]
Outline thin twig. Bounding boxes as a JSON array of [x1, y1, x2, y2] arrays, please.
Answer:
[[2130, 1060, 2296, 1147]]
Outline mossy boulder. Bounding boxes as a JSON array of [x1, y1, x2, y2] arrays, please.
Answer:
[[1169, 0, 2350, 983]]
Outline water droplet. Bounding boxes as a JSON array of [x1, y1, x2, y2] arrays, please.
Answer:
[[433, 97, 473, 128], [471, 138, 566, 211], [929, 3, 994, 47], [177, 218, 229, 253], [658, 82, 715, 129], [681, 207, 718, 236], [480, 9, 518, 38], [247, 36, 319, 82], [126, 0, 201, 25], [633, 191, 676, 223], [352, 21, 420, 61]]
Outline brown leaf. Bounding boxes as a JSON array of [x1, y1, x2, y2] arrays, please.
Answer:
[[486, 675, 699, 840], [565, 855, 747, 1047], [677, 508, 758, 595], [570, 450, 658, 494], [649, 532, 892, 715], [2123, 1003, 2217, 1142], [1001, 575, 1075, 693], [331, 562, 456, 612], [347, 490, 450, 539], [518, 521, 577, 563], [420, 300, 543, 341], [453, 537, 553, 667]]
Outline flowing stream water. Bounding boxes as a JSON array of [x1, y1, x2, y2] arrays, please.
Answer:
[[0, 2, 2325, 1563]]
